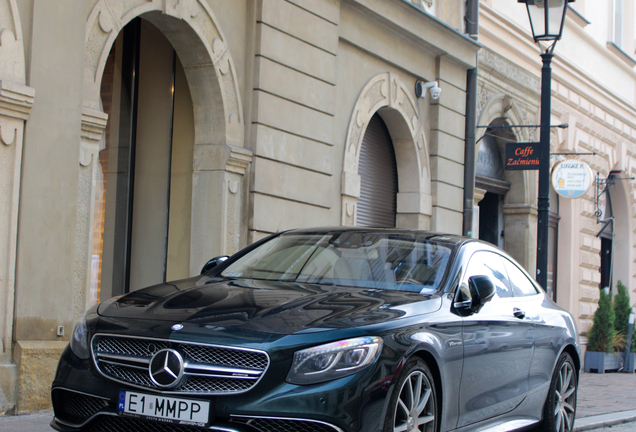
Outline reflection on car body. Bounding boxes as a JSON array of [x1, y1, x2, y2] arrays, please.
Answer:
[[51, 228, 580, 432]]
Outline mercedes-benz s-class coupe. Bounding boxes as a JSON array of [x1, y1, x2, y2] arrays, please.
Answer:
[[51, 228, 580, 432]]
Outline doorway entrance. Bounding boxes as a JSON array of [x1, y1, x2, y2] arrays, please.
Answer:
[[475, 122, 510, 249], [90, 18, 194, 302]]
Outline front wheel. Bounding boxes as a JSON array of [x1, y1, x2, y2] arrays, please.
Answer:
[[383, 358, 438, 432], [540, 352, 578, 432]]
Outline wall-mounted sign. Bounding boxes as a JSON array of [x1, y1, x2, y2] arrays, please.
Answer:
[[505, 142, 540, 170], [551, 159, 593, 199]]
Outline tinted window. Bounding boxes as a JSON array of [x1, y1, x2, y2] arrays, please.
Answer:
[[503, 259, 539, 296], [465, 251, 511, 298], [221, 232, 454, 293]]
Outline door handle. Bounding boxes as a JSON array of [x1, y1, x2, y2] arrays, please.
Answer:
[[513, 308, 526, 319]]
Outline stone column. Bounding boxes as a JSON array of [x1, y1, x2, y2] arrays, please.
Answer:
[[0, 80, 34, 414], [340, 172, 360, 226], [73, 108, 108, 319], [190, 144, 252, 275], [503, 203, 538, 274], [396, 192, 433, 230]]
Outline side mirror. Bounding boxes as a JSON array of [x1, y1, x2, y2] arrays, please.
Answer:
[[469, 275, 496, 312], [201, 255, 230, 274]]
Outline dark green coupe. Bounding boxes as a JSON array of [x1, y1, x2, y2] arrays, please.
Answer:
[[51, 228, 580, 432]]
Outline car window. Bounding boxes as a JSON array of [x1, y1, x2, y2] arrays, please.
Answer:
[[220, 232, 455, 293], [503, 258, 539, 296], [464, 251, 511, 299]]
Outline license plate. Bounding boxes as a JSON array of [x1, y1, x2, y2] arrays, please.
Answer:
[[118, 390, 210, 426]]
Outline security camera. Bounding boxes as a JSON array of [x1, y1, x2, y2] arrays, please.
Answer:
[[430, 85, 441, 100], [415, 80, 442, 100]]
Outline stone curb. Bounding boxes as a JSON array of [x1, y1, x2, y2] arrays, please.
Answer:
[[574, 410, 636, 431]]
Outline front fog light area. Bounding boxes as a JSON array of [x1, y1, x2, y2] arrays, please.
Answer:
[[287, 337, 383, 385], [70, 311, 90, 360]]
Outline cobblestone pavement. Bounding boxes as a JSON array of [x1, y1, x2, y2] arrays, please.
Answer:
[[1, 372, 635, 431], [577, 372, 636, 418]]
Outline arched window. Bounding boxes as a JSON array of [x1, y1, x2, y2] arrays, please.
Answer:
[[356, 113, 398, 227]]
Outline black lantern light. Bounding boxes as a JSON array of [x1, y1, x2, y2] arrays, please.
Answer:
[[518, 0, 574, 49]]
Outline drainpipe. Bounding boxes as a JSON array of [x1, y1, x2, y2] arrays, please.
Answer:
[[463, 0, 479, 237]]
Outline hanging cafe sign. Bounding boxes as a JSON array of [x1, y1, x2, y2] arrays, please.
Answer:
[[505, 142, 540, 170], [551, 159, 593, 199]]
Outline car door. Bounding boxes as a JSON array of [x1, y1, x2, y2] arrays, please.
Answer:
[[502, 257, 558, 400], [457, 251, 535, 428]]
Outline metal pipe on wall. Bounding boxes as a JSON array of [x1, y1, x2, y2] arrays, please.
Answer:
[[463, 0, 479, 237]]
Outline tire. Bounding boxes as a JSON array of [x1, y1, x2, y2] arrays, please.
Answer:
[[539, 352, 578, 432], [383, 358, 438, 432]]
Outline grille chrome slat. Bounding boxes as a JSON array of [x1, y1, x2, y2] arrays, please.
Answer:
[[97, 353, 151, 365], [92, 334, 269, 395], [184, 363, 263, 376]]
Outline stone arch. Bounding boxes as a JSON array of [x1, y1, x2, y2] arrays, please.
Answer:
[[83, 0, 244, 146], [476, 93, 538, 206], [476, 93, 538, 271], [341, 72, 432, 229], [608, 176, 633, 295], [74, 0, 251, 317]]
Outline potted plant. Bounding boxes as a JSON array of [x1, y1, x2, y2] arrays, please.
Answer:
[[613, 281, 635, 372], [584, 288, 621, 373]]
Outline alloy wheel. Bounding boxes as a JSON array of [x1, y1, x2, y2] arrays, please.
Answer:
[[554, 360, 576, 432], [393, 370, 435, 432]]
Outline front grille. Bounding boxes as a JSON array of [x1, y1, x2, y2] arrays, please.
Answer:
[[232, 417, 342, 432], [182, 344, 268, 369], [52, 388, 109, 425], [89, 416, 206, 432], [92, 334, 269, 395]]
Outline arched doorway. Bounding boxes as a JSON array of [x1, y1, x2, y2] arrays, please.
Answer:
[[91, 18, 195, 301], [601, 174, 633, 295], [341, 72, 432, 230], [357, 114, 398, 227], [75, 1, 251, 316]]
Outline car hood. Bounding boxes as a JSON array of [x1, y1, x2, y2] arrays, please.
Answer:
[[98, 277, 442, 335]]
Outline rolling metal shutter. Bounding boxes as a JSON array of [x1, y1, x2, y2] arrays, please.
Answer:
[[356, 114, 398, 227]]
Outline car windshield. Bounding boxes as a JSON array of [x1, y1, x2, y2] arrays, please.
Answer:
[[220, 232, 454, 293]]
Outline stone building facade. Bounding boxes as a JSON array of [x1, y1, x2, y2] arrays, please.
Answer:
[[477, 0, 636, 348], [0, 0, 478, 413], [3, 0, 635, 416]]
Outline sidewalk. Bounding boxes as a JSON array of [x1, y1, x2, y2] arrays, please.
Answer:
[[0, 372, 635, 431], [574, 372, 636, 431]]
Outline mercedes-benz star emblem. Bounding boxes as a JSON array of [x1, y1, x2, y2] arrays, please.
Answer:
[[171, 324, 184, 331], [149, 349, 184, 388]]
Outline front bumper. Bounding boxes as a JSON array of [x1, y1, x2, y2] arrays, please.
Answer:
[[51, 340, 390, 432]]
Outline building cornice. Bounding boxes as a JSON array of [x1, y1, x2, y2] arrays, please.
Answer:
[[342, 0, 480, 69]]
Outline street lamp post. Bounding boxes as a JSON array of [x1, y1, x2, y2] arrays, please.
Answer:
[[518, 0, 574, 289]]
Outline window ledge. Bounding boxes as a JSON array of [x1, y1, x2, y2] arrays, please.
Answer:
[[606, 41, 636, 68], [567, 5, 591, 28]]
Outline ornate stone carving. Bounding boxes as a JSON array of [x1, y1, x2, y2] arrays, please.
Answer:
[[342, 72, 432, 227], [479, 48, 540, 93]]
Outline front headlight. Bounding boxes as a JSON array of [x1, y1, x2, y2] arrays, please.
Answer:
[[69, 311, 90, 360], [286, 337, 383, 385]]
